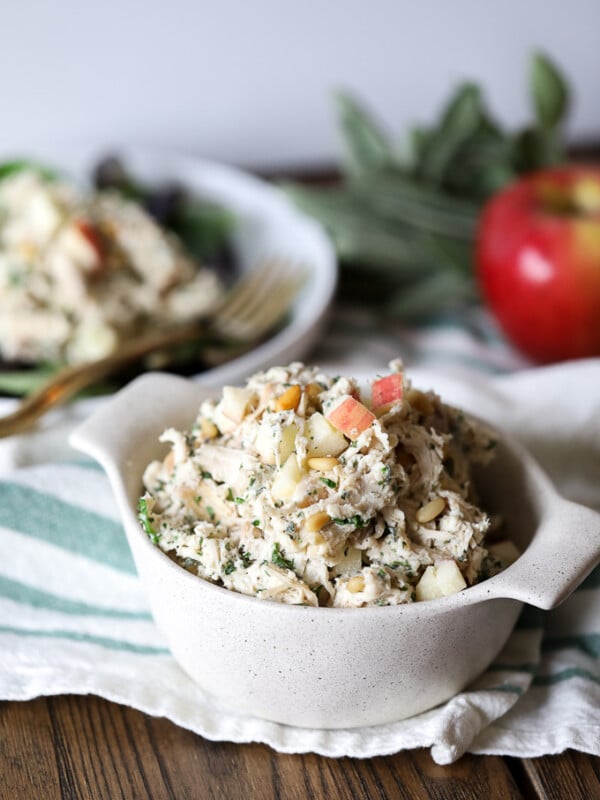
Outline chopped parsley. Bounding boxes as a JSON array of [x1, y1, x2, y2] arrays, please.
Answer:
[[378, 464, 391, 486], [235, 496, 246, 504], [272, 542, 294, 571], [226, 488, 234, 502], [239, 546, 254, 568], [320, 477, 337, 489], [206, 506, 216, 521], [137, 498, 159, 544], [223, 561, 236, 575], [332, 514, 366, 529], [201, 470, 213, 480], [252, 519, 261, 527]]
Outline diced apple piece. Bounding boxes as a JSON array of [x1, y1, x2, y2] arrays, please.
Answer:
[[372, 373, 403, 412], [255, 420, 298, 465], [27, 191, 63, 242], [62, 221, 104, 273], [305, 412, 348, 458], [487, 540, 520, 566], [221, 386, 251, 423], [415, 560, 467, 601], [326, 396, 375, 439], [213, 406, 237, 434], [331, 547, 362, 577], [279, 424, 298, 463], [271, 455, 303, 501], [214, 386, 252, 432]]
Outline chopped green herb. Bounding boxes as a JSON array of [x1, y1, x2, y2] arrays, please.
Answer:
[[201, 470, 213, 480], [226, 488, 234, 502], [272, 542, 294, 571], [252, 519, 260, 527], [223, 561, 236, 575], [235, 496, 246, 505], [332, 514, 366, 528], [320, 477, 337, 489], [206, 506, 216, 521], [137, 498, 159, 544], [377, 568, 387, 579], [239, 546, 254, 568]]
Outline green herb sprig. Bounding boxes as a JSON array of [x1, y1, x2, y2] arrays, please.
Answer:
[[284, 53, 570, 318]]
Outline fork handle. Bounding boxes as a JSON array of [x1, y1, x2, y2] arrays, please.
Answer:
[[0, 319, 217, 438]]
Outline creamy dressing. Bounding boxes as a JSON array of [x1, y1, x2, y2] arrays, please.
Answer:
[[140, 362, 517, 607]]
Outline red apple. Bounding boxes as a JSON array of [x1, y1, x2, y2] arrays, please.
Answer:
[[372, 374, 403, 411], [326, 396, 375, 438], [476, 166, 600, 363]]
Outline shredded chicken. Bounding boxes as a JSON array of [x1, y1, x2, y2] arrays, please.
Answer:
[[0, 169, 221, 364], [139, 362, 518, 607]]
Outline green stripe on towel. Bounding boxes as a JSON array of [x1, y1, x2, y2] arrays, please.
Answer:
[[543, 634, 600, 658], [533, 667, 600, 687], [0, 625, 169, 655], [0, 574, 151, 620], [0, 481, 135, 574]]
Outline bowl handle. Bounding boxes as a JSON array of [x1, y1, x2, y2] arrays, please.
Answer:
[[494, 498, 600, 609], [69, 371, 206, 478]]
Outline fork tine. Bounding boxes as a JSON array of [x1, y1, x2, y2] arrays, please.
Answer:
[[247, 273, 306, 336], [217, 271, 306, 341], [216, 261, 279, 321], [221, 262, 284, 327]]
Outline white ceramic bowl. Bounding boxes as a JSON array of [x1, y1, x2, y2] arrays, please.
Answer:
[[70, 373, 600, 729], [5, 144, 337, 387]]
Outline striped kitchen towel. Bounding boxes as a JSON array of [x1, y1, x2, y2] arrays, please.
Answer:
[[0, 310, 599, 764]]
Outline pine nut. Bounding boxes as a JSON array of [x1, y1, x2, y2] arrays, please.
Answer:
[[305, 382, 322, 401], [307, 457, 339, 471], [416, 497, 446, 524], [199, 418, 218, 440], [275, 384, 302, 412], [347, 575, 365, 593], [305, 511, 331, 532]]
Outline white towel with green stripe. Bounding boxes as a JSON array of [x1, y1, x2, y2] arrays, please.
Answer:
[[0, 336, 599, 764]]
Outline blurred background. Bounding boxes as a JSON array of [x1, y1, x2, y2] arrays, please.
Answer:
[[0, 0, 598, 170]]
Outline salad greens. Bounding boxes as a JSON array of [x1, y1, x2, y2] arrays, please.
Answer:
[[284, 52, 570, 319]]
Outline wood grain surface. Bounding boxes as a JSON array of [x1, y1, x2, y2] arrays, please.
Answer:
[[2, 696, 598, 800]]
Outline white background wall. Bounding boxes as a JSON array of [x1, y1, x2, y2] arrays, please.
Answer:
[[0, 0, 597, 170]]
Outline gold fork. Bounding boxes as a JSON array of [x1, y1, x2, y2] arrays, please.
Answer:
[[0, 261, 306, 438]]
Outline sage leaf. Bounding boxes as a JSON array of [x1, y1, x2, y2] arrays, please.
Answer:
[[531, 52, 569, 130], [335, 92, 392, 175], [418, 84, 484, 183], [385, 269, 474, 320]]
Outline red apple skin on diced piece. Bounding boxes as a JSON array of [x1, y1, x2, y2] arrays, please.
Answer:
[[326, 396, 376, 439], [372, 374, 403, 411], [75, 219, 105, 260]]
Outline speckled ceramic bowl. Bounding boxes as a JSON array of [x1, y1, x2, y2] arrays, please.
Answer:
[[70, 373, 600, 729]]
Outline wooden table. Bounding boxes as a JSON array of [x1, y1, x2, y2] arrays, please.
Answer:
[[2, 695, 598, 799]]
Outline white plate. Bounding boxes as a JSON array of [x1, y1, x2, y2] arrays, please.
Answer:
[[9, 144, 337, 386]]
